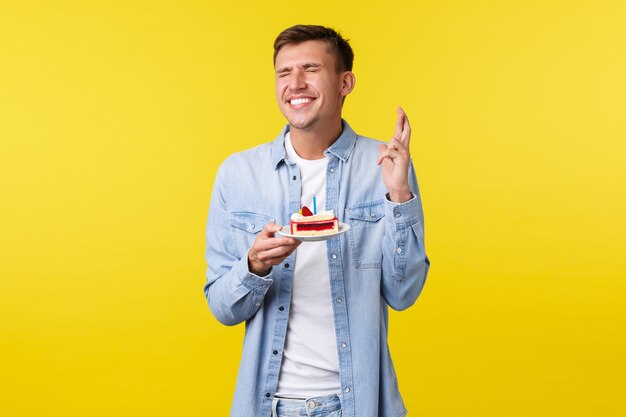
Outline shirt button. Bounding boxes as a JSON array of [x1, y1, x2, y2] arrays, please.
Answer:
[[341, 342, 347, 348], [265, 393, 271, 398], [292, 175, 297, 180], [332, 254, 337, 260], [395, 212, 401, 218], [279, 306, 284, 311], [344, 387, 351, 393], [284, 263, 289, 268], [396, 247, 403, 254], [329, 168, 335, 173], [370, 212, 376, 217], [250, 224, 255, 230], [255, 302, 261, 307], [273, 350, 278, 355], [336, 298, 342, 303]]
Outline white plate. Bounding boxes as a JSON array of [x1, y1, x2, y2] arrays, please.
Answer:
[[276, 222, 351, 242]]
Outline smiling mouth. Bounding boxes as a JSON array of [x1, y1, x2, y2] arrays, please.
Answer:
[[289, 97, 314, 107]]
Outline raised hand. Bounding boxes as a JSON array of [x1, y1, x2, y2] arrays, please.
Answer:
[[376, 106, 413, 203]]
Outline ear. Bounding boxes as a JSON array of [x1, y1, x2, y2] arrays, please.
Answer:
[[340, 71, 356, 97]]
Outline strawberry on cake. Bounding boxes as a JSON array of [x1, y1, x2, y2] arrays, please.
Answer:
[[290, 206, 339, 236]]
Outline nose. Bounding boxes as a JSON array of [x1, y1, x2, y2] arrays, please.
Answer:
[[288, 69, 307, 91]]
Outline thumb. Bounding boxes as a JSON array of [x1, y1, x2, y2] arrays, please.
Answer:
[[376, 144, 387, 166], [263, 222, 282, 236]]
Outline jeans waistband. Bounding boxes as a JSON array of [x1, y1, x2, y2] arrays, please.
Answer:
[[271, 392, 342, 416]]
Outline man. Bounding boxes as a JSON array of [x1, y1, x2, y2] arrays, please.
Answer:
[[204, 25, 430, 417]]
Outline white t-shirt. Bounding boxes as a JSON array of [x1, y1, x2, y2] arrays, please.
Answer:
[[275, 132, 341, 397]]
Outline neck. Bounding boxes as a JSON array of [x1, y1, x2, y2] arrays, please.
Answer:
[[289, 118, 343, 160]]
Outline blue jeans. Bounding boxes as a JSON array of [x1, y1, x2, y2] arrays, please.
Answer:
[[271, 393, 342, 417]]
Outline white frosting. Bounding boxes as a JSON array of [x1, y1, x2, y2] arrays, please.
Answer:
[[291, 210, 336, 222]]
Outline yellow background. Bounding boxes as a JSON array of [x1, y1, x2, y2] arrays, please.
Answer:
[[1, 1, 624, 415]]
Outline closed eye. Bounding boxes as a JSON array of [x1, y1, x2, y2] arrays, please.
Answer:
[[303, 63, 322, 72]]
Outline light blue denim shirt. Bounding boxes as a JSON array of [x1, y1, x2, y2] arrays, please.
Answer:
[[204, 120, 430, 417]]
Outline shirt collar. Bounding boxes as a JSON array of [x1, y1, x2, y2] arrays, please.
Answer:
[[271, 119, 358, 170]]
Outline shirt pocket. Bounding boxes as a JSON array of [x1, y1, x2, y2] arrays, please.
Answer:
[[344, 200, 385, 269], [228, 211, 276, 255]]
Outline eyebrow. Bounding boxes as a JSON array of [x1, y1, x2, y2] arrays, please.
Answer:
[[276, 62, 324, 74]]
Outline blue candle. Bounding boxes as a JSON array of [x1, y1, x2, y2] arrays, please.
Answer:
[[313, 194, 317, 214]]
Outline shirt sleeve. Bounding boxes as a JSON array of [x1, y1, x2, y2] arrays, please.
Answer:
[[203, 166, 274, 326], [380, 162, 430, 311]]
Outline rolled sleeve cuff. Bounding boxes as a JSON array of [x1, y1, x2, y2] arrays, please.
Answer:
[[384, 192, 421, 227], [237, 250, 274, 293]]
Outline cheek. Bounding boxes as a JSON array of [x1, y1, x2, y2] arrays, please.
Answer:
[[275, 82, 288, 99], [319, 82, 341, 99], [316, 76, 340, 93]]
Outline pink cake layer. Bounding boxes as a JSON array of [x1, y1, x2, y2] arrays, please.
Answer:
[[290, 218, 339, 236]]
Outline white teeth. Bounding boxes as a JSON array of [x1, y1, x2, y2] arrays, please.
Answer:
[[290, 98, 312, 105]]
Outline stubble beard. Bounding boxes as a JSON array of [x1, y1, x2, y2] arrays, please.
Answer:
[[288, 115, 317, 130]]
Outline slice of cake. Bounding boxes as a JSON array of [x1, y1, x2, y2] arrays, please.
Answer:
[[290, 206, 339, 236]]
